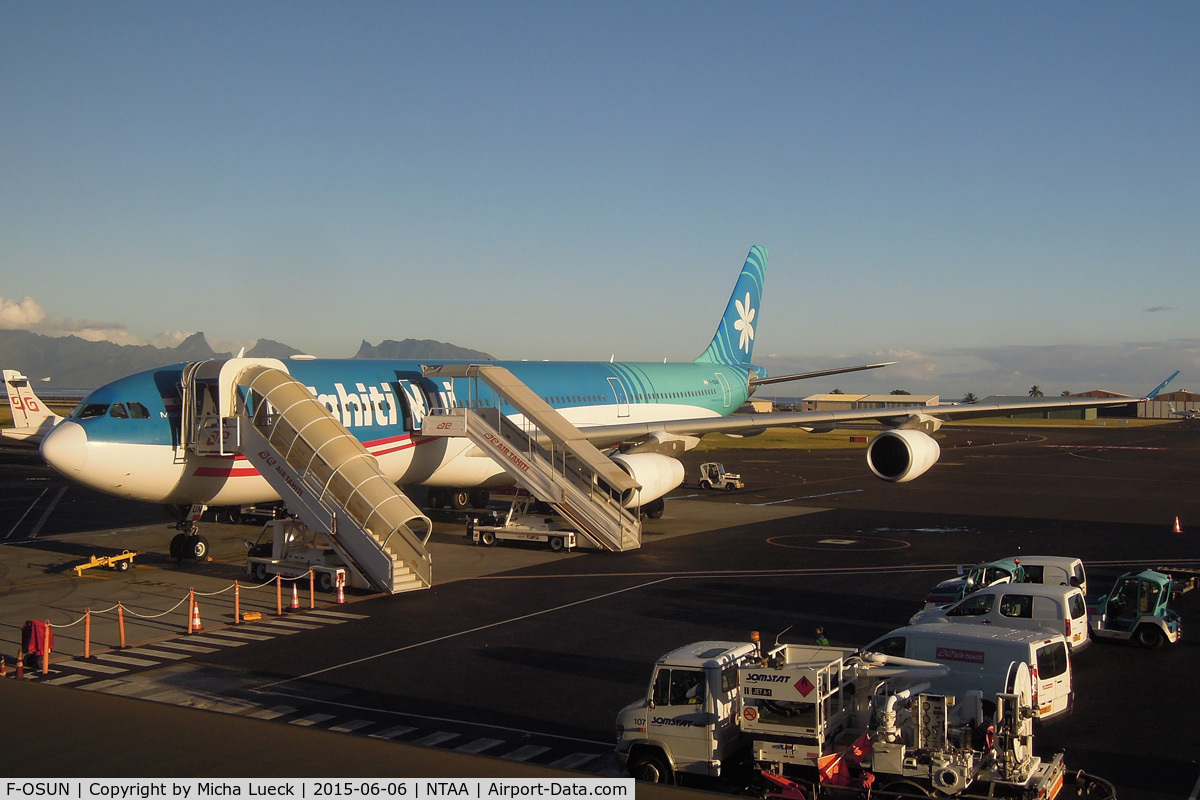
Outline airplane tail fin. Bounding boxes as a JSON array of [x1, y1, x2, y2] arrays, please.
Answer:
[[694, 246, 768, 366], [2, 370, 64, 444]]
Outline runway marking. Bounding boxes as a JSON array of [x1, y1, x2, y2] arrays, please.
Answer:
[[455, 738, 504, 754], [53, 659, 128, 674], [1187, 772, 1199, 800], [247, 705, 297, 720], [290, 713, 336, 727], [93, 653, 162, 667], [44, 674, 89, 686], [183, 634, 247, 646], [5, 487, 46, 539], [123, 647, 190, 660], [413, 731, 460, 747], [502, 745, 551, 762], [370, 725, 418, 740], [752, 489, 863, 505], [151, 641, 221, 653], [329, 719, 374, 733], [254, 577, 674, 691], [550, 753, 603, 770], [28, 485, 67, 538], [204, 629, 274, 641]]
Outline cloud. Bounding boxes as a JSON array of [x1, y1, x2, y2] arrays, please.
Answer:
[[0, 295, 47, 329], [1144, 306, 1174, 313]]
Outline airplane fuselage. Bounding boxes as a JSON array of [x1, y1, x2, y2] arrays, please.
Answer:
[[41, 358, 752, 506]]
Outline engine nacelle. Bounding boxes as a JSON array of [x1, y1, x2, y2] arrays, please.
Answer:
[[866, 429, 941, 483], [610, 453, 686, 507]]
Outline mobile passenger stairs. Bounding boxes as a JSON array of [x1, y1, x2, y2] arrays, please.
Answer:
[[177, 358, 433, 595], [419, 364, 643, 552]]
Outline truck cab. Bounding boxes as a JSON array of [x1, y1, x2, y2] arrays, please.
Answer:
[[615, 640, 758, 783], [1087, 569, 1182, 648], [924, 557, 1026, 609]]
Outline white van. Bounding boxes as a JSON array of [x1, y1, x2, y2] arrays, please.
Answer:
[[861, 624, 1073, 720], [909, 583, 1090, 651], [1018, 555, 1087, 596]]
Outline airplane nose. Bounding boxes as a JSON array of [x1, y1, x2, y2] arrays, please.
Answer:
[[41, 420, 89, 476]]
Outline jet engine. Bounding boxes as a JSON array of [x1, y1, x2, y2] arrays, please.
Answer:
[[866, 429, 941, 483], [610, 453, 686, 507]]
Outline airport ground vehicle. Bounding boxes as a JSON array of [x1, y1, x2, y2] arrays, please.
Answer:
[[698, 462, 744, 490], [923, 557, 1026, 608], [1087, 569, 1182, 648], [1017, 556, 1087, 595], [466, 495, 577, 552], [860, 624, 1073, 719], [244, 519, 362, 590], [615, 635, 1112, 798], [910, 583, 1090, 651]]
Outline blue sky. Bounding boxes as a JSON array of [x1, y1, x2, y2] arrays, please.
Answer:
[[2, 2, 1198, 397]]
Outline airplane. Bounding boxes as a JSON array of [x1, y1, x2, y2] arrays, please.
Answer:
[[1169, 403, 1199, 419], [2, 370, 64, 444], [37, 246, 1172, 559]]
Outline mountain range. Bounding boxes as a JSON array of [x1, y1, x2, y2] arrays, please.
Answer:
[[0, 330, 494, 392]]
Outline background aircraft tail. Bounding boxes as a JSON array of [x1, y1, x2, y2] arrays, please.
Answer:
[[694, 245, 767, 366], [2, 369, 64, 444]]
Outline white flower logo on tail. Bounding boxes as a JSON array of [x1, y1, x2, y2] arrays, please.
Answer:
[[734, 292, 756, 353]]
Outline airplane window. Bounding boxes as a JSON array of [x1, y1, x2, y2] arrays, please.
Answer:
[[78, 403, 109, 419], [128, 402, 151, 419], [109, 403, 129, 419]]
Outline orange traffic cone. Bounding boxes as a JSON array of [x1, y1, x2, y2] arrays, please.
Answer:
[[190, 600, 202, 632], [16, 654, 23, 679], [290, 583, 300, 611], [1174, 516, 1183, 533]]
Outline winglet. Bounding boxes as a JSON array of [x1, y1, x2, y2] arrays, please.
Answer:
[[1145, 370, 1180, 400]]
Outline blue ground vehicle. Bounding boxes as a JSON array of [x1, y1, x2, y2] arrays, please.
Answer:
[[1086, 569, 1182, 648]]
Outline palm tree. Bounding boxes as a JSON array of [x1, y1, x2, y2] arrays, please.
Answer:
[[962, 392, 978, 404], [890, 389, 911, 395], [1029, 386, 1044, 397]]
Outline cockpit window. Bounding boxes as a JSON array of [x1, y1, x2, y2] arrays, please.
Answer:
[[109, 403, 129, 419], [77, 403, 110, 420], [128, 402, 150, 419]]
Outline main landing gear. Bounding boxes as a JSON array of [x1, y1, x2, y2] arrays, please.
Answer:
[[166, 503, 210, 560], [426, 487, 491, 510]]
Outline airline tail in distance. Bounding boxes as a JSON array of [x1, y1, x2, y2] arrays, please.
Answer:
[[2, 370, 64, 444], [694, 245, 767, 367]]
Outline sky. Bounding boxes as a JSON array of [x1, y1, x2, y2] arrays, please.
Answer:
[[2, 2, 1198, 398]]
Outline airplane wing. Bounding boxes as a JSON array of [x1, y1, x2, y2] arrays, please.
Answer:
[[578, 393, 1148, 449]]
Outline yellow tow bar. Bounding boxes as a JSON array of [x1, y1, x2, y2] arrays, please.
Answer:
[[74, 550, 137, 576]]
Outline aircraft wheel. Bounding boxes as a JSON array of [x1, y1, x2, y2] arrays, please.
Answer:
[[188, 534, 209, 560], [481, 530, 497, 547], [469, 488, 490, 508], [1136, 624, 1166, 649], [427, 488, 446, 509], [252, 562, 268, 581], [169, 533, 187, 559], [628, 752, 671, 784], [643, 498, 665, 519], [318, 572, 336, 593], [548, 536, 565, 553], [450, 490, 471, 510]]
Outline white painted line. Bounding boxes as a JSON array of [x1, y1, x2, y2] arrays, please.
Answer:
[[369, 726, 417, 740], [329, 719, 374, 733], [255, 619, 322, 630], [80, 679, 127, 691], [257, 577, 674, 690], [122, 647, 190, 660], [1187, 772, 1200, 800], [308, 610, 368, 620], [5, 488, 46, 539], [29, 485, 68, 539], [501, 745, 551, 762], [289, 713, 336, 727], [549, 753, 602, 770], [454, 738, 505, 755], [44, 674, 90, 686], [94, 653, 162, 667], [183, 635, 247, 646], [149, 641, 220, 653], [413, 732, 460, 747], [247, 705, 297, 720], [53, 660, 127, 674], [201, 629, 274, 641]]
